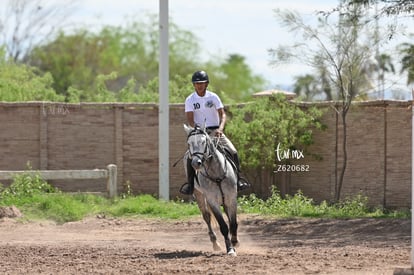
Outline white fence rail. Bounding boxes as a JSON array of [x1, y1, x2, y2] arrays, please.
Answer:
[[0, 164, 117, 198]]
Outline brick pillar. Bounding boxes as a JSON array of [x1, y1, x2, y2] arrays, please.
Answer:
[[114, 106, 124, 192], [39, 103, 48, 169]]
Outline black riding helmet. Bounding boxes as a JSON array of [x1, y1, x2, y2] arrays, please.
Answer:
[[192, 70, 209, 83]]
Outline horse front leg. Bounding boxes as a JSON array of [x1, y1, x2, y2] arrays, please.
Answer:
[[224, 201, 239, 248], [230, 222, 239, 248], [210, 205, 236, 256]]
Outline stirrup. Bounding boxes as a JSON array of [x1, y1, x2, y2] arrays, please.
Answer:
[[179, 183, 193, 195], [237, 177, 251, 192]]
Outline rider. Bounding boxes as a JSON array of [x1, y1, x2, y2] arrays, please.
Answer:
[[179, 70, 251, 195]]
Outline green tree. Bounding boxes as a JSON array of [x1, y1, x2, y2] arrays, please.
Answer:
[[293, 74, 319, 101], [269, 2, 391, 202], [205, 54, 267, 102], [29, 30, 102, 96], [226, 94, 324, 188], [65, 72, 194, 104], [375, 53, 395, 97], [28, 17, 201, 98], [399, 42, 414, 85], [27, 15, 266, 103], [0, 48, 64, 102], [131, 74, 194, 104], [343, 1, 412, 93]]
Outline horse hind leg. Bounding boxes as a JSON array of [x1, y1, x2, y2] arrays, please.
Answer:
[[195, 191, 222, 251], [202, 210, 221, 251], [209, 230, 221, 251]]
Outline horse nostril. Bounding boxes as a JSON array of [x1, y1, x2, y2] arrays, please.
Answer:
[[192, 158, 202, 169], [191, 158, 202, 170]]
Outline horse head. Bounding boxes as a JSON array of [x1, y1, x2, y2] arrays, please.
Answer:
[[184, 124, 212, 171]]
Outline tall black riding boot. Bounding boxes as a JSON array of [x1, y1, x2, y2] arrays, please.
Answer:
[[179, 158, 195, 195], [232, 153, 241, 173], [232, 153, 251, 192]]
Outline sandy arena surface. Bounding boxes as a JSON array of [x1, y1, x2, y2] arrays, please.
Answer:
[[0, 213, 411, 275]]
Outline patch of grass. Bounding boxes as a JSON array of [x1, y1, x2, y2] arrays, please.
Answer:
[[237, 187, 410, 219], [0, 173, 409, 223], [0, 173, 202, 222], [107, 195, 200, 219]]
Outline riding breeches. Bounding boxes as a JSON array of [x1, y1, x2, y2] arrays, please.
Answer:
[[207, 129, 237, 155]]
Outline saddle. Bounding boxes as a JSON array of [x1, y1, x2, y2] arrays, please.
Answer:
[[217, 146, 250, 191], [217, 146, 238, 174]]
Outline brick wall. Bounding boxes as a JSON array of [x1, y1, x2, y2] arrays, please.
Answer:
[[284, 101, 411, 209], [0, 101, 411, 208]]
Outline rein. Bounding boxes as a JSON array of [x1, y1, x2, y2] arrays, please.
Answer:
[[188, 128, 228, 184]]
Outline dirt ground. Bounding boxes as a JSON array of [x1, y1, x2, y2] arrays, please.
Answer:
[[0, 212, 411, 275]]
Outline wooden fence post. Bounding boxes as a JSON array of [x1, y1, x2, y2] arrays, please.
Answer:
[[107, 164, 117, 198]]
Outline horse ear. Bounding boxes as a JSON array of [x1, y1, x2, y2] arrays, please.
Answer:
[[194, 123, 205, 132], [183, 124, 193, 135]]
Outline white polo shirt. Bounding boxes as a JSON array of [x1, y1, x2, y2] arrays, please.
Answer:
[[185, 90, 224, 128]]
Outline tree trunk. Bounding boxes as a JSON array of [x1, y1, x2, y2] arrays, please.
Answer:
[[335, 102, 350, 202]]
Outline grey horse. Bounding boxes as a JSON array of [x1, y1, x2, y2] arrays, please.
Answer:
[[184, 124, 239, 256]]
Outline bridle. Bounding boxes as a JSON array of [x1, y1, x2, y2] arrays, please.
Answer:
[[187, 127, 212, 163], [187, 127, 228, 183]]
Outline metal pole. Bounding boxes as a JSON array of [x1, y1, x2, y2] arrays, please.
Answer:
[[411, 89, 414, 267], [158, 0, 169, 200]]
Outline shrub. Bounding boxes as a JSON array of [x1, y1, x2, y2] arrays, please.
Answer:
[[0, 172, 57, 205]]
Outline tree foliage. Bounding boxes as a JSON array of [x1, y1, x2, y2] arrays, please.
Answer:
[[25, 15, 266, 103], [28, 17, 201, 97], [0, 48, 64, 102], [346, 0, 414, 16], [226, 94, 324, 171], [271, 7, 384, 101], [344, 0, 414, 88], [399, 42, 414, 84], [269, 3, 388, 202], [204, 54, 267, 102], [0, 1, 266, 103]]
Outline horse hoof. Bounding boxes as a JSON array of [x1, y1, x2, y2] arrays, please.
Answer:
[[213, 242, 221, 251], [227, 248, 237, 256]]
